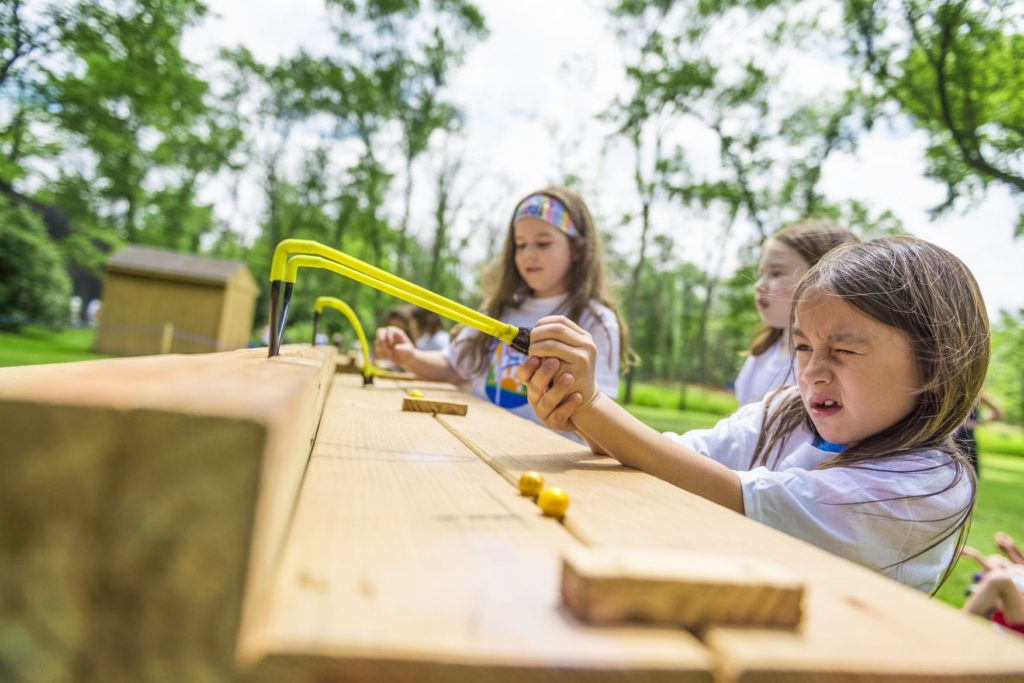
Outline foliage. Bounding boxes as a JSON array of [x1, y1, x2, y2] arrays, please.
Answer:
[[843, 0, 1024, 237], [988, 309, 1024, 426], [0, 196, 71, 329]]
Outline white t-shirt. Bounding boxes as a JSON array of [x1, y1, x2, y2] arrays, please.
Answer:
[[447, 294, 620, 430], [416, 329, 451, 352], [734, 337, 794, 406], [663, 390, 974, 593]]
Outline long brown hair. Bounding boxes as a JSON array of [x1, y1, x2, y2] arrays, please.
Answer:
[[460, 185, 631, 376], [752, 237, 987, 587], [749, 219, 860, 356]]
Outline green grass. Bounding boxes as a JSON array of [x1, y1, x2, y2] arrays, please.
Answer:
[[0, 325, 111, 367], [935, 450, 1024, 606], [622, 379, 739, 416]]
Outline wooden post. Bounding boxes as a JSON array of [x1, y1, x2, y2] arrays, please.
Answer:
[[160, 322, 174, 354]]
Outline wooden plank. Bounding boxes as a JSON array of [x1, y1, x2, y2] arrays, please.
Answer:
[[402, 395, 469, 415], [0, 344, 335, 683], [243, 375, 714, 682], [561, 546, 803, 629], [436, 395, 1024, 681]]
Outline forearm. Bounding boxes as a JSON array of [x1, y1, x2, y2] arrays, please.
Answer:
[[403, 350, 463, 383], [572, 394, 745, 514]]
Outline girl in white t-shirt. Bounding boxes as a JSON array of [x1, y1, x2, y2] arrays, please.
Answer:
[[410, 308, 451, 353], [519, 237, 985, 593], [374, 186, 630, 431], [735, 220, 858, 405]]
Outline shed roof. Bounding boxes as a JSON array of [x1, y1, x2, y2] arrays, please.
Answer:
[[106, 245, 255, 288]]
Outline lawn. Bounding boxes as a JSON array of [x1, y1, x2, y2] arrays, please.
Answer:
[[0, 325, 111, 367]]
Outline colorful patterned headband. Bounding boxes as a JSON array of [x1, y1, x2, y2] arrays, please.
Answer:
[[512, 194, 581, 238]]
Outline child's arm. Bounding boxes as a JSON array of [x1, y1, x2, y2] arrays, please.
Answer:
[[375, 326, 463, 383], [521, 316, 744, 513]]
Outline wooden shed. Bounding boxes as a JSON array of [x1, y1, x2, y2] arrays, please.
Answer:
[[95, 245, 260, 356]]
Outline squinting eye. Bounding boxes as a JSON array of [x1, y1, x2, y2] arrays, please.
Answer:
[[536, 242, 552, 249], [835, 349, 856, 356], [794, 343, 811, 352], [514, 243, 526, 251]]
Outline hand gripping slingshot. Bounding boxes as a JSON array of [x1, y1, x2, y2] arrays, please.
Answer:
[[311, 296, 376, 385], [266, 239, 532, 361]]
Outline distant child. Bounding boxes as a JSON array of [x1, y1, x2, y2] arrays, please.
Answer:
[[375, 186, 630, 431], [377, 307, 413, 370], [964, 567, 1024, 637], [735, 219, 859, 405], [410, 307, 451, 353], [953, 393, 1003, 475], [519, 237, 987, 592]]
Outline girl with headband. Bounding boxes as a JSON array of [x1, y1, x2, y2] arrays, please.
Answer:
[[375, 186, 631, 434]]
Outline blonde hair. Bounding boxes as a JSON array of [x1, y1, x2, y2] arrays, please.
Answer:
[[752, 236, 987, 585], [460, 186, 632, 375], [749, 219, 860, 356]]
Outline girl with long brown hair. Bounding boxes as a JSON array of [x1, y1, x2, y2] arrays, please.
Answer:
[[375, 186, 629, 433], [518, 237, 986, 592], [736, 219, 859, 405]]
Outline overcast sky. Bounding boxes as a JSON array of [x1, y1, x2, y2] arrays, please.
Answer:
[[184, 0, 1024, 317]]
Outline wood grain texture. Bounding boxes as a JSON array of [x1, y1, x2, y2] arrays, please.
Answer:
[[0, 344, 334, 683], [402, 395, 469, 415], [561, 547, 803, 629], [435, 394, 1024, 681], [243, 375, 714, 682]]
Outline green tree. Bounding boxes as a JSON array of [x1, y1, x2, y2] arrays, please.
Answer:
[[0, 195, 71, 329], [989, 309, 1024, 426], [843, 0, 1024, 236], [49, 0, 228, 245]]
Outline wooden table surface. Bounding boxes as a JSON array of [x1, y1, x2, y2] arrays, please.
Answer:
[[244, 373, 1024, 682], [3, 348, 1024, 683]]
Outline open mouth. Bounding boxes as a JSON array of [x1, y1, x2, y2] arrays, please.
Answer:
[[809, 398, 842, 416]]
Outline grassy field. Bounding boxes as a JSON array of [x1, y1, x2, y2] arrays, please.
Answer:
[[2, 327, 1021, 608], [0, 325, 111, 367]]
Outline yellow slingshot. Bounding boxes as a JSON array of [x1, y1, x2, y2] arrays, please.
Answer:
[[312, 297, 376, 385], [266, 239, 531, 359]]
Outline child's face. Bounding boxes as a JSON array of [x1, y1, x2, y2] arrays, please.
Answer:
[[793, 291, 921, 445], [755, 239, 809, 330], [513, 217, 574, 298]]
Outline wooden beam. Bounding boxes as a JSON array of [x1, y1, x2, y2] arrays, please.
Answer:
[[561, 546, 803, 629], [0, 344, 335, 683]]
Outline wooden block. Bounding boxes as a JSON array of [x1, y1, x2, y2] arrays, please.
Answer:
[[0, 345, 335, 683], [561, 546, 803, 630], [401, 396, 468, 416]]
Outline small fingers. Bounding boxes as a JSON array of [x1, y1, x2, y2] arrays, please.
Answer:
[[548, 392, 584, 430], [515, 355, 542, 386], [532, 369, 576, 422]]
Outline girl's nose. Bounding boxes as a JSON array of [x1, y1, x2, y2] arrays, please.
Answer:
[[801, 354, 832, 384]]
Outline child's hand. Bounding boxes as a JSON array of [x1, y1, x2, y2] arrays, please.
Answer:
[[516, 356, 583, 432], [374, 326, 415, 366], [525, 315, 600, 408]]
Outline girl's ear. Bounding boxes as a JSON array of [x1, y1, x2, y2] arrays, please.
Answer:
[[571, 239, 584, 262]]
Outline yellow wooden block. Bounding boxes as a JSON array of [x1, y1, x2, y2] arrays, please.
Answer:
[[401, 396, 468, 416], [561, 546, 804, 630]]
